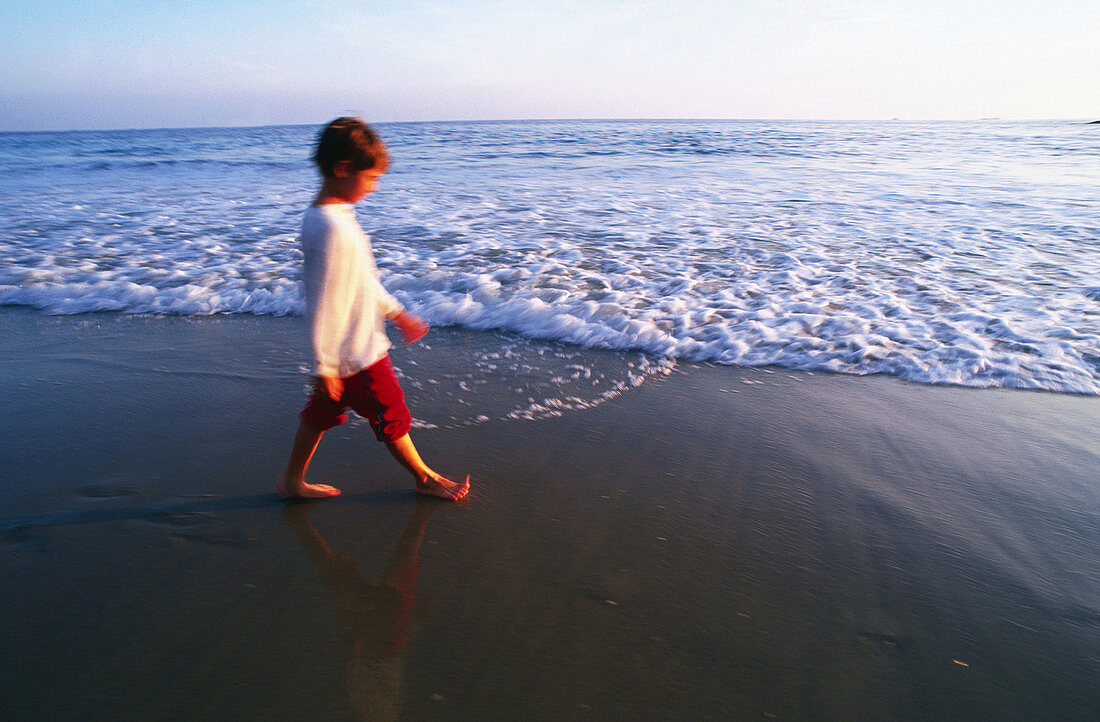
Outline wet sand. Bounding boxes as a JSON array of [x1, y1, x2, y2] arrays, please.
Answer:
[[1, 310, 1098, 720]]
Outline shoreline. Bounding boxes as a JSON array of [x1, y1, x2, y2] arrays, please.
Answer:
[[2, 310, 1098, 719]]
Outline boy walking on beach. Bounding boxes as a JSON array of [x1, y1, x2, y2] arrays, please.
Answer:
[[277, 117, 469, 501]]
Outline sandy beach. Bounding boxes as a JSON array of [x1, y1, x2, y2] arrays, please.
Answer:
[[2, 309, 1098, 720]]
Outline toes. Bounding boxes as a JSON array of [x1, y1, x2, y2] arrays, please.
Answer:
[[415, 475, 470, 501]]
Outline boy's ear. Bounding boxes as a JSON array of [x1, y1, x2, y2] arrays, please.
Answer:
[[332, 160, 353, 178]]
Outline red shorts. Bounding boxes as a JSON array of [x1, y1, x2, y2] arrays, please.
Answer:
[[299, 355, 412, 443]]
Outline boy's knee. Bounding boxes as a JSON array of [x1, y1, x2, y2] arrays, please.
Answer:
[[373, 405, 412, 444]]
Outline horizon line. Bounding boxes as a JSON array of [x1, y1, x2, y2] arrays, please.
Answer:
[[2, 116, 1096, 134]]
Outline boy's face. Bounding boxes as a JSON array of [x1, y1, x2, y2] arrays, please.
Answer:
[[345, 167, 383, 203], [328, 161, 383, 204]]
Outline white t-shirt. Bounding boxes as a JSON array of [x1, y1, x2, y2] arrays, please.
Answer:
[[300, 203, 403, 378]]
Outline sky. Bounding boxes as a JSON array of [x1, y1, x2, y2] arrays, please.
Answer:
[[1, 0, 1097, 131]]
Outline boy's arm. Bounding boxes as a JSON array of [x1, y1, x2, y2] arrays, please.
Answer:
[[319, 374, 343, 401], [366, 251, 426, 344], [388, 309, 428, 344]]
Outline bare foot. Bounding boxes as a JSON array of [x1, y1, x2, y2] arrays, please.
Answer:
[[276, 473, 342, 499], [415, 474, 470, 501]]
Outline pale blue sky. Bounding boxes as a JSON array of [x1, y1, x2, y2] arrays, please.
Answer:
[[2, 0, 1097, 130]]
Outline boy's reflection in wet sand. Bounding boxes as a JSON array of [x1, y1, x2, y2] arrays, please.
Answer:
[[281, 498, 440, 721]]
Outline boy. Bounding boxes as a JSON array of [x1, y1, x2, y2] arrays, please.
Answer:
[[277, 117, 469, 501]]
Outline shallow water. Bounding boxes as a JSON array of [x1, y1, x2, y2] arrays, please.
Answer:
[[2, 120, 1098, 393]]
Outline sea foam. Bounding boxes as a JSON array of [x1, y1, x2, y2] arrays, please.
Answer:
[[1, 120, 1098, 394]]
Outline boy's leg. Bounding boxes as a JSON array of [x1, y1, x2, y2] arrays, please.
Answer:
[[277, 421, 341, 498], [385, 433, 470, 501], [279, 375, 352, 498], [349, 357, 470, 501]]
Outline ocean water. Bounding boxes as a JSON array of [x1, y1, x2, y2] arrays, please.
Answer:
[[2, 119, 1098, 395]]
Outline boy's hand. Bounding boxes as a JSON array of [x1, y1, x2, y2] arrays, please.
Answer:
[[393, 311, 429, 344], [320, 375, 343, 401]]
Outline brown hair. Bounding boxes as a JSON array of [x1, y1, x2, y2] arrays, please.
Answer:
[[312, 117, 389, 178]]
